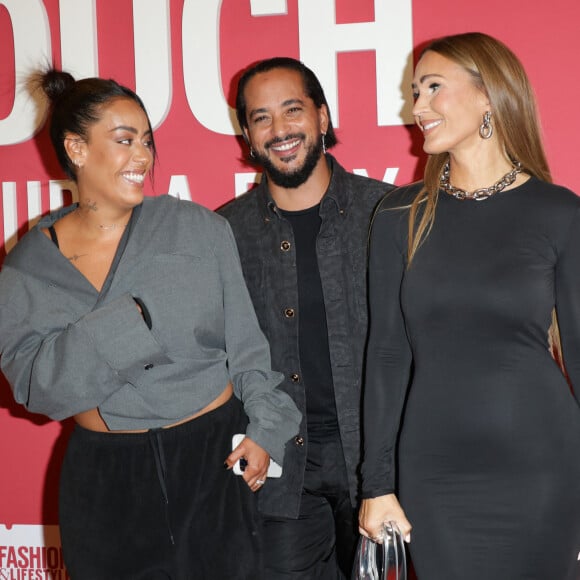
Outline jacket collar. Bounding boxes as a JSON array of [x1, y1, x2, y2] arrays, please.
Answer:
[[256, 153, 352, 221]]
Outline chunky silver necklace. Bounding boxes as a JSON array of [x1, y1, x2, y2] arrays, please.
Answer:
[[440, 160, 522, 201]]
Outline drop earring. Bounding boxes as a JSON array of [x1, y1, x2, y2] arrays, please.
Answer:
[[479, 111, 493, 139]]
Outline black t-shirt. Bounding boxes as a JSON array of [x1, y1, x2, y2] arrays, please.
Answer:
[[281, 204, 338, 438]]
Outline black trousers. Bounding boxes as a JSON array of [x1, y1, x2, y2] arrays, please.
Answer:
[[59, 397, 263, 580], [261, 435, 359, 579]]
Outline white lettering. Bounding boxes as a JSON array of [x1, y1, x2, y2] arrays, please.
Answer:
[[250, 0, 288, 16], [49, 180, 77, 212], [297, 0, 413, 126], [182, 0, 237, 134], [59, 0, 98, 78], [0, 0, 51, 145], [26, 181, 42, 228], [1, 180, 77, 249], [60, 0, 172, 129], [234, 172, 261, 197], [133, 0, 172, 128], [3, 181, 18, 251], [353, 167, 399, 184], [166, 175, 192, 201]]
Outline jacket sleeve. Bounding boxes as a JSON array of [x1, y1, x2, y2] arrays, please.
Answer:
[[0, 269, 172, 420], [217, 219, 302, 464], [361, 206, 413, 498]]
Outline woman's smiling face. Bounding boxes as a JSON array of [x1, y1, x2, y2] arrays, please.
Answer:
[[412, 50, 489, 156]]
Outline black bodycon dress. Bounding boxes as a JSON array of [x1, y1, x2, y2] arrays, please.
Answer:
[[361, 177, 580, 579]]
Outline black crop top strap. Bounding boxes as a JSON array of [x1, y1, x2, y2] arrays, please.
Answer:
[[47, 225, 59, 248], [47, 224, 59, 248]]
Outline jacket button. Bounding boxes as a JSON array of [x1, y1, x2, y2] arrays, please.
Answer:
[[294, 435, 304, 446], [290, 373, 300, 383], [144, 363, 154, 370], [284, 308, 295, 318], [280, 240, 291, 251]]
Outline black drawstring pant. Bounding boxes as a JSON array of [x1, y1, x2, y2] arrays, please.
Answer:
[[59, 396, 263, 579]]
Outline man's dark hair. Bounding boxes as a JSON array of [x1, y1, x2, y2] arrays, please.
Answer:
[[236, 57, 337, 149]]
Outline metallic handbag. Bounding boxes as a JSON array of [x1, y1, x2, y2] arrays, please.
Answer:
[[352, 521, 407, 580]]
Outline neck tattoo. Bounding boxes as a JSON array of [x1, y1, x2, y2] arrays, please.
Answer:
[[75, 204, 129, 231], [97, 223, 127, 231]]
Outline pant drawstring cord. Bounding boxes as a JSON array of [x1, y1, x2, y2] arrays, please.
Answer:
[[149, 429, 175, 545]]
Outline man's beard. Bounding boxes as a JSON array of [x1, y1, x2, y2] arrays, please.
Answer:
[[254, 133, 323, 189]]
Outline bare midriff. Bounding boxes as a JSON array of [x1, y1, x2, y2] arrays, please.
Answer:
[[73, 383, 234, 433]]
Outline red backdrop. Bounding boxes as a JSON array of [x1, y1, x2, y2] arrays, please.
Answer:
[[1, 0, 579, 571]]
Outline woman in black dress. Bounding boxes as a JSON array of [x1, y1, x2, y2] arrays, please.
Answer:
[[359, 32, 580, 579]]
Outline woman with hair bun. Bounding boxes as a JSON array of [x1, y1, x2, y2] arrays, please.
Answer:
[[0, 69, 300, 579], [359, 33, 580, 579]]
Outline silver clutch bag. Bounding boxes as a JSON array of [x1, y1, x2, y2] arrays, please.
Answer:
[[352, 521, 407, 580]]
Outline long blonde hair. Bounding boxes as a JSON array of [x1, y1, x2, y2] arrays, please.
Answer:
[[407, 33, 561, 360]]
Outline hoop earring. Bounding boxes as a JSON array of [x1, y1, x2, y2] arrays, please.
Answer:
[[321, 132, 327, 154], [479, 111, 493, 139], [249, 147, 256, 159]]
